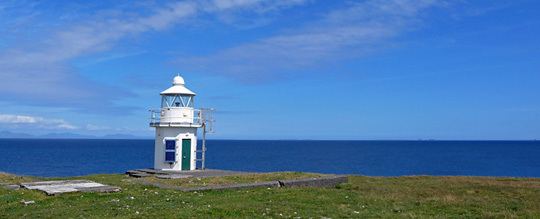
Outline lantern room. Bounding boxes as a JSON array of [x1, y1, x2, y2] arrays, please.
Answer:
[[160, 76, 195, 108], [159, 76, 196, 124]]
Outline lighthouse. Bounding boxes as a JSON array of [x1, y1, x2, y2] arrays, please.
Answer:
[[149, 75, 213, 171]]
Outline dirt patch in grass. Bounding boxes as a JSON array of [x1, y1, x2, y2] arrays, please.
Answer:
[[0, 172, 36, 184]]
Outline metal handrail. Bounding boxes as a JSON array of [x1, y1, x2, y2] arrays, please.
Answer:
[[149, 108, 210, 126]]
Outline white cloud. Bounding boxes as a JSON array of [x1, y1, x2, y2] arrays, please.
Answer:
[[177, 0, 443, 81], [0, 0, 308, 112], [205, 0, 307, 12], [0, 114, 39, 123], [0, 114, 77, 130]]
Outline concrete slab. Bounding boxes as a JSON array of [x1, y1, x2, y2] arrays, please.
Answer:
[[181, 181, 280, 192], [279, 176, 349, 188], [21, 180, 120, 196]]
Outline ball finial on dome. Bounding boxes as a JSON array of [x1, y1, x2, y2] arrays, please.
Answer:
[[173, 75, 185, 85]]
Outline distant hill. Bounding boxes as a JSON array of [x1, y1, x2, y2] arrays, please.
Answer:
[[0, 131, 34, 138], [0, 130, 149, 139], [102, 134, 148, 139], [40, 132, 96, 139]]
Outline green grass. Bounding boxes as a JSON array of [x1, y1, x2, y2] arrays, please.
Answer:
[[142, 172, 325, 188], [1, 172, 540, 218]]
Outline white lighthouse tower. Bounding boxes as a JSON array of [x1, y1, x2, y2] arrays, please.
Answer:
[[150, 75, 213, 171]]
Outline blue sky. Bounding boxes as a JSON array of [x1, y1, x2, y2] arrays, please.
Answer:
[[0, 0, 538, 139]]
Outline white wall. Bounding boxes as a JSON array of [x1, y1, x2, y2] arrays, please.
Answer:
[[154, 127, 198, 170]]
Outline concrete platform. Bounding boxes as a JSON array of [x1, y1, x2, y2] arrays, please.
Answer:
[[126, 168, 250, 179], [127, 169, 349, 192], [21, 180, 120, 196], [137, 175, 349, 192]]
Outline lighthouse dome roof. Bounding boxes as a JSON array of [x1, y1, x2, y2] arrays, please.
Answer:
[[160, 75, 196, 95], [173, 75, 184, 85]]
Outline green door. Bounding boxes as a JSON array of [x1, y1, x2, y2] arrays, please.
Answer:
[[181, 139, 191, 170]]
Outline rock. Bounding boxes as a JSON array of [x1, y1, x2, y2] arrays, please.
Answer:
[[3, 184, 20, 190], [21, 200, 35, 206]]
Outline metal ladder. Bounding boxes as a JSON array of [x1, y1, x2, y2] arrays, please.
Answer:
[[195, 108, 214, 170]]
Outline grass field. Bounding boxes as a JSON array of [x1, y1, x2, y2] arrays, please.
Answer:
[[1, 172, 540, 218]]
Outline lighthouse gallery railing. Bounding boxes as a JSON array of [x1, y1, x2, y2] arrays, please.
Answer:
[[149, 108, 214, 130]]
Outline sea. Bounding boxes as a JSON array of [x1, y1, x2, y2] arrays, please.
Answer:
[[0, 139, 539, 177]]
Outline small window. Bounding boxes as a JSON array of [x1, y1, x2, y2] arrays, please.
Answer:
[[165, 140, 176, 150], [164, 139, 176, 162], [165, 152, 175, 162]]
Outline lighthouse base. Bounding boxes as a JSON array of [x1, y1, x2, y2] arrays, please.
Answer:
[[154, 127, 197, 171]]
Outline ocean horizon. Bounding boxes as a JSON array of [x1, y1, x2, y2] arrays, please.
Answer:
[[1, 139, 539, 178]]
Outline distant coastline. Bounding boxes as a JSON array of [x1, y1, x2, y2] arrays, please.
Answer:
[[0, 130, 537, 141], [0, 130, 151, 139]]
